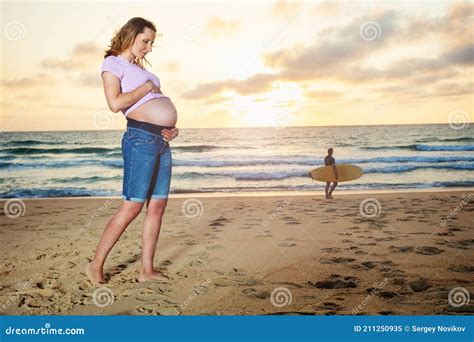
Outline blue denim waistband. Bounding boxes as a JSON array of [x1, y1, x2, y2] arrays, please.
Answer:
[[126, 118, 174, 135]]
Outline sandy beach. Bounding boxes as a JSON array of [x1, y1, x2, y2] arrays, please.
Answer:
[[0, 190, 473, 316]]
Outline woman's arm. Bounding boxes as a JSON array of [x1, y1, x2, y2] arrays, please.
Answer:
[[102, 74, 158, 113]]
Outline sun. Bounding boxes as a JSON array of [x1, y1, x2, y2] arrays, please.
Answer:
[[228, 83, 304, 127]]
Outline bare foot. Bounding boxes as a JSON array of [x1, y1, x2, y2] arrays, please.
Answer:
[[85, 262, 105, 284], [138, 270, 170, 282]]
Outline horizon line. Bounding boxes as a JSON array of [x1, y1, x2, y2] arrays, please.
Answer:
[[0, 121, 465, 133]]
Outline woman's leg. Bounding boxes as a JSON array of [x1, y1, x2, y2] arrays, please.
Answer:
[[139, 198, 168, 281], [86, 200, 144, 284], [139, 147, 172, 282]]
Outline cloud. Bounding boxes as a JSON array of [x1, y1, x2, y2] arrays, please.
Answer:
[[78, 72, 102, 87], [271, 0, 303, 21], [41, 41, 103, 71], [160, 61, 181, 73], [181, 73, 277, 99], [1, 73, 54, 88], [304, 89, 342, 98], [444, 44, 474, 65], [264, 10, 400, 73], [206, 17, 240, 38], [312, 1, 341, 16], [179, 4, 472, 104], [404, 2, 473, 48]]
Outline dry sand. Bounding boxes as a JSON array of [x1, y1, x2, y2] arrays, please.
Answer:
[[0, 190, 473, 315]]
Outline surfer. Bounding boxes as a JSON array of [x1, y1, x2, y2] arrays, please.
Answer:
[[324, 148, 338, 199]]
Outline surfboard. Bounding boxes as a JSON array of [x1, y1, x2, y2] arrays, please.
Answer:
[[308, 164, 363, 182]]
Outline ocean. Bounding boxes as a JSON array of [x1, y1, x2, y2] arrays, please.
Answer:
[[1, 124, 473, 198]]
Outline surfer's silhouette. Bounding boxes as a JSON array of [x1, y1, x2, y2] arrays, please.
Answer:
[[324, 148, 338, 199]]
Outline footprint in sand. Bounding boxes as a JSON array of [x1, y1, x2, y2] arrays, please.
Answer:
[[360, 261, 378, 269], [365, 287, 400, 299], [408, 278, 432, 292], [446, 239, 474, 250], [448, 265, 474, 273], [136, 303, 179, 316], [283, 217, 301, 225], [309, 274, 358, 289], [239, 224, 254, 230], [240, 288, 269, 299], [213, 277, 236, 287], [320, 257, 356, 264], [159, 259, 173, 267], [390, 246, 414, 253], [136, 304, 158, 314], [375, 237, 396, 242], [206, 244, 224, 250], [270, 281, 303, 289], [278, 241, 296, 247], [255, 233, 273, 238], [437, 231, 455, 236], [321, 247, 342, 253], [316, 302, 343, 312], [415, 246, 444, 255]]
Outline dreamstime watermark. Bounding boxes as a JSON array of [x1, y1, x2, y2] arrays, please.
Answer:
[[448, 110, 470, 130], [359, 21, 381, 41], [3, 199, 26, 218], [4, 323, 85, 336], [84, 198, 116, 227], [4, 21, 26, 40], [262, 194, 295, 227], [351, 125, 368, 139], [92, 287, 114, 308], [440, 192, 473, 227], [448, 287, 470, 308], [445, 15, 474, 47], [270, 287, 292, 308], [92, 110, 115, 130], [184, 22, 203, 41], [1, 108, 25, 134], [0, 279, 33, 312], [359, 198, 381, 218], [352, 278, 388, 314], [174, 278, 211, 315], [181, 198, 204, 218], [272, 109, 292, 130]]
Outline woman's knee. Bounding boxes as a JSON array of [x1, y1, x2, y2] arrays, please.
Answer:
[[146, 199, 168, 215], [119, 201, 144, 219]]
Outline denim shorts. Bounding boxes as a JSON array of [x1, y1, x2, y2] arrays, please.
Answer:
[[121, 127, 172, 202]]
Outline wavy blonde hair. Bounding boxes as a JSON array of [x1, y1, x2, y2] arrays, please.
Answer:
[[104, 17, 156, 69]]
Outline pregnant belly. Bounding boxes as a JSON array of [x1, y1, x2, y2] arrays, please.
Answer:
[[127, 97, 178, 127]]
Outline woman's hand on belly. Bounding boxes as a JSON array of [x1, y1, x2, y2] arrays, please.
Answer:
[[161, 127, 179, 142], [146, 80, 162, 94]]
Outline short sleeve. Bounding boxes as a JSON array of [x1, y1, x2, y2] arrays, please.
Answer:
[[150, 73, 161, 88], [100, 57, 123, 80]]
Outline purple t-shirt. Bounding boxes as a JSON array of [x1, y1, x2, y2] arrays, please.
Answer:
[[100, 55, 169, 116]]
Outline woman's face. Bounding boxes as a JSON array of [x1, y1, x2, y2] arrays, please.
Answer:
[[132, 27, 156, 59]]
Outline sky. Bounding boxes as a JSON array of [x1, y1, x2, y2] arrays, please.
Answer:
[[0, 0, 472, 131]]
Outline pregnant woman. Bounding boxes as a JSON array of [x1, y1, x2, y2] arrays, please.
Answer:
[[86, 17, 178, 284]]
